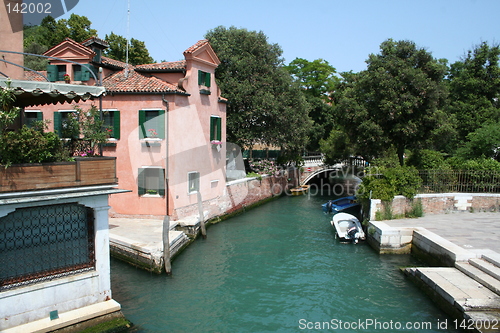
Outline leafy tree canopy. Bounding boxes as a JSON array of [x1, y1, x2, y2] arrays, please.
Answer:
[[23, 15, 154, 66], [334, 39, 448, 165], [205, 26, 311, 155], [285, 58, 339, 151], [448, 42, 500, 140]]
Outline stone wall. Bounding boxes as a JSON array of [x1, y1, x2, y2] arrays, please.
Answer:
[[173, 175, 290, 222], [369, 193, 500, 220]]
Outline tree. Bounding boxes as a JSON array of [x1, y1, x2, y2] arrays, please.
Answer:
[[66, 14, 98, 43], [456, 122, 500, 161], [334, 39, 448, 165], [448, 42, 500, 140], [285, 58, 339, 151], [104, 33, 154, 65], [205, 26, 311, 155]]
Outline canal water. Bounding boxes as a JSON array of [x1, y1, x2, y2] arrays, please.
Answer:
[[111, 193, 460, 332]]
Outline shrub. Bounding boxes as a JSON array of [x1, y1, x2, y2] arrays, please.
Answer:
[[407, 149, 450, 170], [0, 125, 66, 165], [358, 165, 422, 201]]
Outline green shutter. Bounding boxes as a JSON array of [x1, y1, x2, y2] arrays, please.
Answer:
[[216, 117, 221, 141], [113, 111, 120, 139], [210, 116, 215, 141], [139, 110, 146, 139], [138, 168, 146, 195], [198, 70, 203, 85], [73, 65, 82, 81], [81, 64, 91, 81], [47, 65, 58, 82], [158, 169, 166, 196], [37, 112, 43, 121], [53, 112, 62, 137], [205, 72, 211, 87], [157, 110, 165, 139]]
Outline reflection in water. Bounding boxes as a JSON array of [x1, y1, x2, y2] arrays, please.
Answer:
[[111, 194, 459, 333]]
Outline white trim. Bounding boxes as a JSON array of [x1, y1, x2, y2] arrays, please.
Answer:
[[188, 171, 200, 195]]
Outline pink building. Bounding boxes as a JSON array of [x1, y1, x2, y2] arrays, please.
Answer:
[[26, 37, 227, 220]]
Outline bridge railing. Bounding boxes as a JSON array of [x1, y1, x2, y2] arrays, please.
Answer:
[[303, 155, 324, 167]]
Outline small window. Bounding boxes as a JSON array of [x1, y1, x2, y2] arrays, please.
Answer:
[[54, 111, 77, 138], [210, 116, 221, 141], [102, 110, 120, 139], [198, 70, 211, 87], [188, 172, 200, 194], [138, 168, 165, 196], [57, 65, 66, 81], [139, 110, 165, 139], [24, 111, 42, 128]]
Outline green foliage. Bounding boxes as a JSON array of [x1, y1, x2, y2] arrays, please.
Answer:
[[104, 33, 154, 65], [68, 105, 111, 156], [407, 149, 450, 170], [0, 85, 21, 131], [406, 199, 424, 218], [448, 42, 500, 140], [319, 129, 352, 165], [285, 58, 338, 151], [0, 125, 65, 165], [334, 39, 448, 165], [205, 26, 311, 158], [456, 122, 500, 161], [358, 165, 422, 201], [447, 156, 500, 171], [24, 42, 49, 71]]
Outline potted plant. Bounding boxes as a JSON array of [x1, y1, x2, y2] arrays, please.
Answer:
[[63, 73, 70, 83]]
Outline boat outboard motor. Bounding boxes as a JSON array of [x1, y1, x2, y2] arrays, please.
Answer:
[[326, 201, 333, 214], [347, 226, 359, 244]]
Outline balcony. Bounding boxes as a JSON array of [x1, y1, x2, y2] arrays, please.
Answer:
[[0, 157, 117, 193]]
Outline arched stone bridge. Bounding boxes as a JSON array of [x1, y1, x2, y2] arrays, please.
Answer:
[[300, 156, 367, 185]]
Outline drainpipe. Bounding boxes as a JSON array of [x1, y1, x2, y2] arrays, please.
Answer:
[[98, 67, 103, 156], [162, 94, 172, 275]]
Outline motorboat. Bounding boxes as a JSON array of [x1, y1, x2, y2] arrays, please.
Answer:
[[322, 196, 360, 215], [331, 212, 366, 244], [290, 185, 310, 196]]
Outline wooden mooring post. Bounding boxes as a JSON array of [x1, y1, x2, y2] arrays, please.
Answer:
[[162, 215, 172, 275], [197, 191, 207, 238]]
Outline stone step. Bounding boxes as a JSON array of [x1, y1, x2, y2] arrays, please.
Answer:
[[464, 311, 500, 333], [470, 258, 500, 281], [456, 261, 500, 296], [483, 253, 500, 268], [413, 267, 500, 312]]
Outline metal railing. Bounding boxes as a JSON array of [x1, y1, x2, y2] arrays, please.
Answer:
[[418, 170, 500, 193]]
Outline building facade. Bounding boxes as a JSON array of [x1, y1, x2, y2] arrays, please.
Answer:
[[26, 38, 227, 221]]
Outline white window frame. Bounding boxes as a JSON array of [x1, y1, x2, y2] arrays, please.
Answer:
[[188, 171, 200, 194]]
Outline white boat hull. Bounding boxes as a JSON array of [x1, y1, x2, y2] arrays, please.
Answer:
[[331, 212, 366, 244]]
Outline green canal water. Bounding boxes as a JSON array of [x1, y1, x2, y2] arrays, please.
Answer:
[[111, 194, 460, 332]]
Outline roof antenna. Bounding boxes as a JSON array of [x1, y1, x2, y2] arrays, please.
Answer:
[[125, 0, 130, 77]]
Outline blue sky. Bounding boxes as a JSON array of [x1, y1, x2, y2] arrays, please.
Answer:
[[60, 0, 500, 73]]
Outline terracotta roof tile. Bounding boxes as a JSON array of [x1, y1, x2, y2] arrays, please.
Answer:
[[24, 70, 48, 82], [184, 40, 209, 54], [100, 56, 127, 69], [103, 69, 184, 94], [135, 60, 186, 72]]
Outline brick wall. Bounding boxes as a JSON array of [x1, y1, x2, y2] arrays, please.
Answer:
[[370, 193, 500, 220]]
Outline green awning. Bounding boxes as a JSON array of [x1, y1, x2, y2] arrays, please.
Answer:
[[0, 78, 106, 107]]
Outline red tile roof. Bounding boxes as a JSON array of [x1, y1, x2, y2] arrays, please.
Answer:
[[184, 40, 209, 54], [100, 56, 127, 69], [135, 60, 186, 72], [103, 69, 185, 94], [24, 70, 48, 82]]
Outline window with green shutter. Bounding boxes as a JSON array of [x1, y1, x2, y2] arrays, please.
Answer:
[[138, 167, 165, 196], [139, 110, 165, 139], [24, 111, 42, 128], [210, 116, 221, 141], [54, 111, 77, 138], [103, 110, 120, 139], [198, 70, 211, 87]]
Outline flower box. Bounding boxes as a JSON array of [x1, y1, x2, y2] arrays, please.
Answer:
[[0, 157, 118, 193]]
